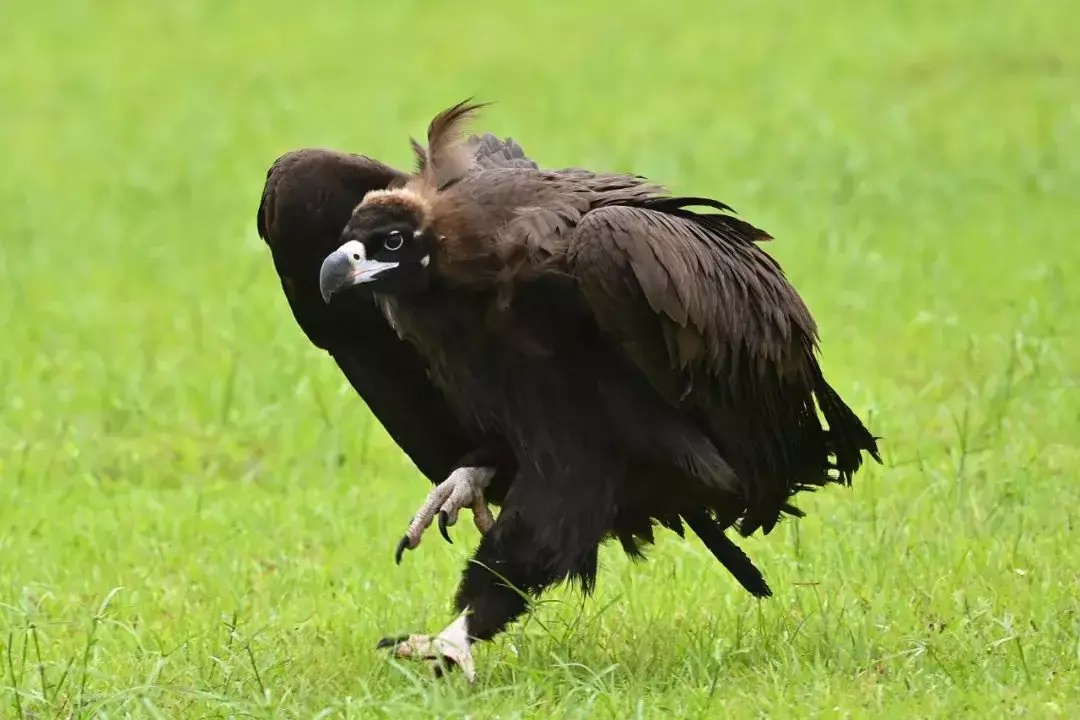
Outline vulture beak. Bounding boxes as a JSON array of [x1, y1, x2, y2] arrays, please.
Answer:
[[319, 240, 399, 303]]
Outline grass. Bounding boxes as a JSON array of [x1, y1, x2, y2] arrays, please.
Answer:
[[1, 0, 1078, 716]]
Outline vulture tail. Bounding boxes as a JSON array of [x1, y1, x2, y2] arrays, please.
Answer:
[[684, 511, 772, 598], [813, 368, 882, 484]]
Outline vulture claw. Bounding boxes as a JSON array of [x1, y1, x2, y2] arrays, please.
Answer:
[[438, 511, 454, 544], [394, 535, 411, 565], [378, 613, 476, 683], [376, 634, 411, 650], [395, 466, 497, 560]]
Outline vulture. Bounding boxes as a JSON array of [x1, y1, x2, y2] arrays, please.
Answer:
[[257, 101, 881, 681]]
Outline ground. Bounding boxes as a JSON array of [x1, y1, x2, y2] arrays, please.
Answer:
[[1, 1, 1078, 717]]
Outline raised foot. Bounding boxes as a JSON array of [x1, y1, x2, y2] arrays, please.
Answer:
[[395, 466, 497, 563], [377, 613, 476, 682]]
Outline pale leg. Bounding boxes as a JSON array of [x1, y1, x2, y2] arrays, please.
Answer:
[[395, 466, 497, 563], [378, 610, 476, 682]]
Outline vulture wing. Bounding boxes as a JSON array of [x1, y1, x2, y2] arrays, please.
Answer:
[[257, 136, 536, 484], [501, 192, 879, 533], [258, 149, 470, 482], [565, 200, 817, 406]]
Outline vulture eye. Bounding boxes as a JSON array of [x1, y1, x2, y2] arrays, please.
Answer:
[[383, 231, 405, 252]]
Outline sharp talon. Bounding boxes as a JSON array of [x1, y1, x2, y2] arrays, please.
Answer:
[[377, 613, 475, 682], [376, 634, 409, 650], [438, 511, 453, 544], [398, 466, 495, 557], [394, 535, 410, 565]]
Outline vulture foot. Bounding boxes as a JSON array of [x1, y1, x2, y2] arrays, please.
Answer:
[[394, 466, 496, 563], [377, 613, 475, 682]]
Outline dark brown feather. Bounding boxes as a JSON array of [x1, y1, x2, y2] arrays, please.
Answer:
[[419, 98, 491, 190], [409, 137, 427, 173], [419, 156, 879, 535]]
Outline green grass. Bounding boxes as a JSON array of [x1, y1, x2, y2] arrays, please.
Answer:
[[2, 0, 1078, 716]]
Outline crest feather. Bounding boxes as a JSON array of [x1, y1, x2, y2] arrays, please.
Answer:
[[417, 99, 490, 189]]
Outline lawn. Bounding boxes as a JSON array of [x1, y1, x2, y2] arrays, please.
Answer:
[[1, 0, 1078, 717]]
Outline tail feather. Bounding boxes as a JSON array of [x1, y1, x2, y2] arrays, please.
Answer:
[[684, 511, 772, 598], [813, 369, 882, 484]]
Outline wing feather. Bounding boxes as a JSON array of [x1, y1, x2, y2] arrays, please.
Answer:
[[552, 200, 877, 533], [567, 204, 818, 399], [257, 149, 477, 484]]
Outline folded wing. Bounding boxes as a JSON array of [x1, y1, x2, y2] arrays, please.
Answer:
[[257, 149, 478, 482], [507, 194, 879, 533], [257, 134, 540, 483]]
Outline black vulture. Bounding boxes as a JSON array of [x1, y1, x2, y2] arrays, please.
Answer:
[[269, 101, 882, 681]]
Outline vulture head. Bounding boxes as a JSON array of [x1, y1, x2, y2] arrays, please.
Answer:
[[319, 188, 438, 302], [319, 100, 507, 306]]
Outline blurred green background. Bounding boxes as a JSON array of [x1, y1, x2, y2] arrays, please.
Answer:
[[1, 1, 1077, 717]]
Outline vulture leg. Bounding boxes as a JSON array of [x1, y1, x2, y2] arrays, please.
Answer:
[[380, 452, 618, 680], [394, 466, 497, 564]]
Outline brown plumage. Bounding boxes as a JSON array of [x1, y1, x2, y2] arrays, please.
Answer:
[[411, 99, 492, 187], [314, 101, 882, 677]]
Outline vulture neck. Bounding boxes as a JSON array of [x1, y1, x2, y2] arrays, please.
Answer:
[[376, 280, 496, 351]]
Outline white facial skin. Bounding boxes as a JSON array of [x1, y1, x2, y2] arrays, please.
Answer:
[[319, 232, 432, 303], [334, 239, 402, 283]]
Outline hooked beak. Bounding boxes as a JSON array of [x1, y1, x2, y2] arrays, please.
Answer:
[[319, 240, 399, 303]]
